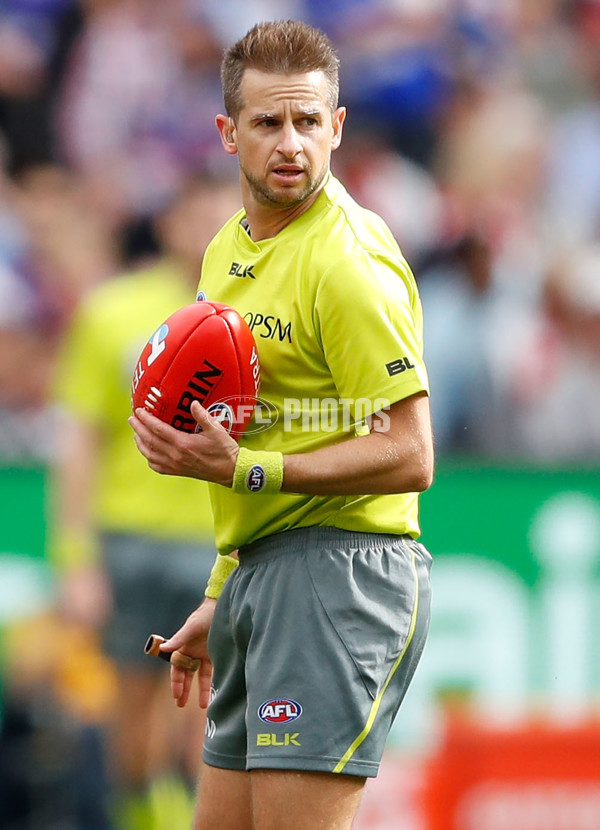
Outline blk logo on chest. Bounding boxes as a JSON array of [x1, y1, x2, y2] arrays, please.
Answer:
[[229, 262, 256, 279]]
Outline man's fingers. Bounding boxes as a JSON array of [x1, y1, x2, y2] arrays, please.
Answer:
[[133, 402, 226, 444], [171, 665, 195, 708], [129, 411, 163, 451], [169, 657, 212, 709], [170, 650, 202, 672], [197, 659, 213, 709], [190, 400, 229, 435], [134, 407, 177, 442]]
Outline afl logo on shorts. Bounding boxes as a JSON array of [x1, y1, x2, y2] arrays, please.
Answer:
[[258, 699, 303, 724]]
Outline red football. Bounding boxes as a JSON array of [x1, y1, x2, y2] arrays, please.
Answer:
[[131, 301, 260, 438]]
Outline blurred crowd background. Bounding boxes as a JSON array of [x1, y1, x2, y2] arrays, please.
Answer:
[[1, 1, 600, 829], [0, 0, 599, 464]]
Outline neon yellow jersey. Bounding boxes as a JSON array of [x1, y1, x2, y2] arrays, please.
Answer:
[[198, 175, 429, 554], [54, 261, 214, 541]]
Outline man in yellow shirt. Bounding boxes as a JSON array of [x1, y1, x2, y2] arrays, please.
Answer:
[[51, 173, 240, 826], [130, 21, 434, 830]]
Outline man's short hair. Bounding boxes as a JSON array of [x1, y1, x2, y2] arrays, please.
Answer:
[[221, 20, 340, 120]]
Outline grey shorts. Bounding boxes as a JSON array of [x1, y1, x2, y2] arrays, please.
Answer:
[[101, 532, 215, 668], [203, 526, 432, 778]]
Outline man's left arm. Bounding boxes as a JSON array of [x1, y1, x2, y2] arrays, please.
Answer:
[[282, 391, 433, 495], [129, 391, 433, 496]]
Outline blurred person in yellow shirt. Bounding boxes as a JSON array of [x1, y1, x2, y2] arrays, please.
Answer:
[[49, 171, 241, 829]]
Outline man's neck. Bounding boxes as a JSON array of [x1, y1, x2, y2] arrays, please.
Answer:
[[242, 185, 324, 242]]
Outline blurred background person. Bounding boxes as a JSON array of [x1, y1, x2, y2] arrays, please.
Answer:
[[426, 73, 551, 455], [55, 0, 215, 238], [48, 171, 240, 830], [0, 156, 120, 827], [0, 0, 81, 175], [541, 0, 600, 251], [496, 244, 600, 462], [0, 158, 117, 462], [417, 231, 496, 454]]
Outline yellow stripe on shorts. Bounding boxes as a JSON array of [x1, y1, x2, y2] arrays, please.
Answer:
[[332, 550, 419, 774]]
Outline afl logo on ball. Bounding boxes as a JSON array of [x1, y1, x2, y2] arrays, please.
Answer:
[[258, 699, 303, 724], [207, 402, 234, 433]]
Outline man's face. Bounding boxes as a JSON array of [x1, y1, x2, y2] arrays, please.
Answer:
[[225, 69, 345, 210]]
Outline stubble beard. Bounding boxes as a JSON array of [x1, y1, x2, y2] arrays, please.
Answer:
[[240, 162, 328, 209]]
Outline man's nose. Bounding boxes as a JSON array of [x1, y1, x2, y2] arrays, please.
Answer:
[[277, 123, 302, 158]]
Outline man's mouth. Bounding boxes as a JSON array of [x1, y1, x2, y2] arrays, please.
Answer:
[[272, 165, 304, 179]]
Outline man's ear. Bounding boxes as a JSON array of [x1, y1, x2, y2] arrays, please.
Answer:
[[216, 114, 238, 154], [331, 107, 346, 151]]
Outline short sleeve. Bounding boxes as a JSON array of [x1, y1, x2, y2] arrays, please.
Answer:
[[314, 249, 429, 421]]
